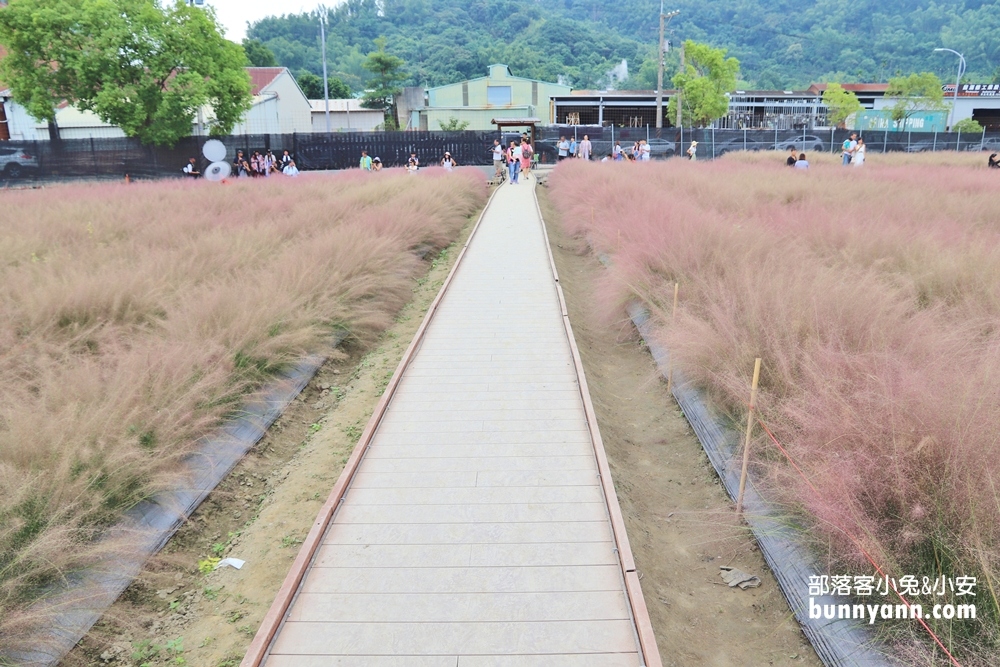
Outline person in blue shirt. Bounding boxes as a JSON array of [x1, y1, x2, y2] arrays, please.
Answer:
[[569, 138, 578, 158]]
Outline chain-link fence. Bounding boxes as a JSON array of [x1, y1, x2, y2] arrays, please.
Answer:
[[532, 126, 1000, 162], [2, 128, 998, 184]]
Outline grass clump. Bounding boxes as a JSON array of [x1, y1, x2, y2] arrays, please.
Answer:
[[0, 169, 485, 654], [549, 152, 1000, 665]]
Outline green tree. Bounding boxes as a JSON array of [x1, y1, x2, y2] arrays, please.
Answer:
[[667, 41, 739, 127], [296, 71, 352, 99], [0, 0, 251, 146], [885, 72, 948, 132], [361, 37, 407, 129], [438, 116, 469, 131], [952, 118, 984, 133], [822, 83, 863, 128], [242, 38, 277, 67]]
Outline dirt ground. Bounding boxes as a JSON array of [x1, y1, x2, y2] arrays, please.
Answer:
[[538, 187, 822, 667], [65, 223, 476, 667], [67, 184, 821, 667]]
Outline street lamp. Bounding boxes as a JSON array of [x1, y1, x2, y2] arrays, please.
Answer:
[[655, 6, 680, 129], [934, 48, 966, 131], [319, 7, 332, 134]]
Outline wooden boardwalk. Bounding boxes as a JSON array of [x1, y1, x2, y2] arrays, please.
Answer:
[[244, 177, 660, 667]]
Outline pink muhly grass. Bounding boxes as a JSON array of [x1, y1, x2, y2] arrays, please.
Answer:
[[0, 170, 485, 651], [548, 155, 1000, 664]]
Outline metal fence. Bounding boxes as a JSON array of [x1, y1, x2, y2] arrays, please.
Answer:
[[2, 128, 999, 183], [535, 126, 1000, 161]]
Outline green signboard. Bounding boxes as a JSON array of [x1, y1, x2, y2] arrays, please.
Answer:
[[855, 110, 948, 132]]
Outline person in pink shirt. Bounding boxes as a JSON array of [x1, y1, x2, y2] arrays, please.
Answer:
[[520, 137, 534, 180]]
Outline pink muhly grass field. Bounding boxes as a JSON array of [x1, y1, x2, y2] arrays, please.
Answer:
[[548, 154, 1000, 665], [0, 169, 485, 648]]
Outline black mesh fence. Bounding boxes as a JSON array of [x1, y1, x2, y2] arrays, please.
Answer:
[[2, 128, 999, 184]]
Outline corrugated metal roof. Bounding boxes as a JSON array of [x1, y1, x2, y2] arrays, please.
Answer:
[[308, 99, 373, 113]]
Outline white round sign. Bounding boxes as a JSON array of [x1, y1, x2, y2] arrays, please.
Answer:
[[202, 139, 227, 163], [204, 161, 232, 182]]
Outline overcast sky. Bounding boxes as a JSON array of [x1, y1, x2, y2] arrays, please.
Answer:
[[208, 0, 327, 42]]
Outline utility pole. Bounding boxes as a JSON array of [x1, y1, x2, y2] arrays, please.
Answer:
[[319, 7, 331, 134], [655, 6, 680, 129], [675, 41, 684, 128]]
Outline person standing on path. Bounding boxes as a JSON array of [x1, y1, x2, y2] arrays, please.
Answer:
[[686, 140, 698, 160], [360, 150, 373, 171], [507, 140, 521, 184], [569, 137, 578, 159], [851, 137, 866, 167], [842, 133, 858, 166], [557, 136, 569, 161], [492, 139, 505, 179], [441, 152, 457, 172], [579, 134, 592, 161], [520, 138, 533, 179]]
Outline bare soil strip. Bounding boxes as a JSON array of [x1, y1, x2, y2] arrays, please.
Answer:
[[539, 188, 822, 667]]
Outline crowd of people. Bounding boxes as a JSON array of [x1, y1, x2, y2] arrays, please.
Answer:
[[182, 149, 299, 179]]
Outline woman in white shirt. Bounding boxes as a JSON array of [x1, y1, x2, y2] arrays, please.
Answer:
[[852, 138, 866, 167]]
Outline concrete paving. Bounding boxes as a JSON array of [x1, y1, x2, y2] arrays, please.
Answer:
[[263, 176, 644, 666]]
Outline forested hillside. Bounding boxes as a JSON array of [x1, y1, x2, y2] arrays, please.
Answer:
[[247, 0, 1000, 91]]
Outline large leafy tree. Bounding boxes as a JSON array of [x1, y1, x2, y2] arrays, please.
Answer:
[[243, 38, 278, 67], [361, 36, 406, 129], [0, 0, 252, 146], [668, 40, 739, 127], [296, 70, 352, 99], [822, 83, 863, 128], [885, 72, 947, 132]]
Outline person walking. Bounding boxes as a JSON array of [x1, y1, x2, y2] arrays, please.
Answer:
[[520, 137, 533, 179], [686, 140, 698, 161], [441, 152, 457, 172], [842, 133, 858, 166], [491, 139, 505, 179], [851, 137, 866, 167], [579, 134, 592, 161], [557, 136, 569, 161], [360, 150, 373, 171], [507, 140, 521, 184]]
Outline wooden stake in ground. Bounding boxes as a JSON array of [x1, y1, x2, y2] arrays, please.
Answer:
[[666, 282, 679, 393], [736, 357, 762, 516]]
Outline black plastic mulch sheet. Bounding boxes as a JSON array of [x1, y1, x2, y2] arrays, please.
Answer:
[[628, 303, 896, 667]]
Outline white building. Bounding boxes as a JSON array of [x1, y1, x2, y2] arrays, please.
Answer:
[[0, 67, 314, 141], [309, 99, 385, 132]]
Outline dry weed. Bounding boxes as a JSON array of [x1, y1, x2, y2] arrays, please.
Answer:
[[549, 153, 1000, 665], [0, 170, 485, 653]]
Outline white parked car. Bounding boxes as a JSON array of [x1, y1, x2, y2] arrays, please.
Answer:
[[0, 146, 39, 178]]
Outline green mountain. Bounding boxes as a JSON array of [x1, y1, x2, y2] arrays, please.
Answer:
[[247, 0, 1000, 92]]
